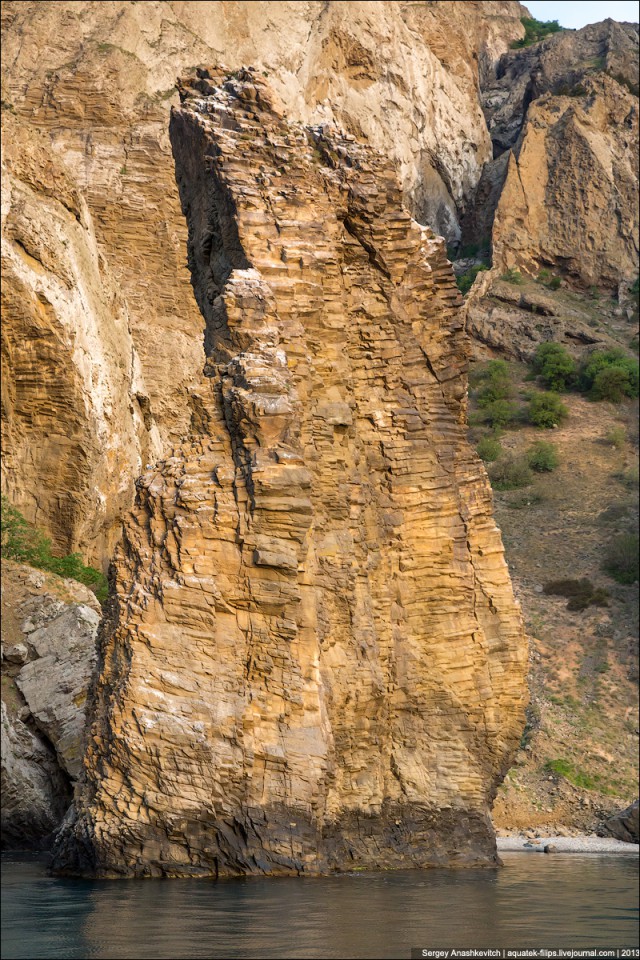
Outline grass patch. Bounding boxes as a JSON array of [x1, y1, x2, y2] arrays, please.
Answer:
[[544, 758, 597, 790], [500, 267, 524, 285], [1, 496, 107, 604]]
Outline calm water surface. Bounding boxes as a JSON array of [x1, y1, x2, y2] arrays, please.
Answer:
[[2, 853, 638, 959]]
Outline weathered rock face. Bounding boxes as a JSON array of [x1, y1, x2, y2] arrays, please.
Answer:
[[463, 20, 639, 288], [463, 271, 621, 362], [600, 799, 640, 843], [1, 1, 528, 563], [1, 561, 99, 847], [52, 71, 528, 878]]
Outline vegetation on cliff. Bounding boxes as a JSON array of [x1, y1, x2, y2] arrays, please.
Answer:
[[1, 498, 107, 604], [511, 17, 563, 49]]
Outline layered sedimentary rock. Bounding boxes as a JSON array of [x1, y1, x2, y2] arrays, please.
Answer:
[[1, 561, 99, 847], [53, 71, 527, 878], [1, 1, 528, 562]]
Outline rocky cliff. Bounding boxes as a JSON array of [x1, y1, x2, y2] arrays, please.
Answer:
[[1, 0, 528, 564], [51, 70, 527, 878]]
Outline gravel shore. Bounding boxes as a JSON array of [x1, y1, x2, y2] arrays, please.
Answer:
[[497, 836, 639, 853]]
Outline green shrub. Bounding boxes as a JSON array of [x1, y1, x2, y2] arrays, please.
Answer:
[[511, 17, 563, 48], [527, 440, 559, 472], [547, 275, 562, 290], [527, 391, 568, 428], [456, 263, 489, 296], [536, 268, 562, 289], [543, 578, 609, 611], [605, 427, 626, 449], [481, 399, 519, 429], [476, 359, 513, 404], [532, 342, 577, 391], [501, 267, 523, 285], [488, 454, 533, 490], [477, 437, 502, 462], [579, 348, 639, 400], [470, 358, 509, 387], [603, 533, 639, 584], [0, 496, 107, 604], [592, 366, 638, 403]]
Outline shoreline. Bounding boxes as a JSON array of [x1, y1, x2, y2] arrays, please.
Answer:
[[497, 835, 639, 854]]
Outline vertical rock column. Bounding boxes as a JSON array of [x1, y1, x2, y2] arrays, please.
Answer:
[[53, 68, 527, 878]]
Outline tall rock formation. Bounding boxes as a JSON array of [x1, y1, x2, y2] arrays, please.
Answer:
[[1, 0, 528, 564], [53, 70, 527, 878]]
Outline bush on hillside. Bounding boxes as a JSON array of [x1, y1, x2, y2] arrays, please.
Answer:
[[481, 399, 519, 429], [456, 263, 489, 296], [511, 17, 563, 49], [578, 348, 639, 401], [526, 440, 559, 472], [605, 427, 626, 449], [488, 454, 533, 490], [543, 578, 609, 611], [477, 437, 502, 462], [475, 359, 513, 405], [501, 267, 524, 284], [592, 366, 638, 403], [532, 342, 577, 392], [527, 391, 568, 428]]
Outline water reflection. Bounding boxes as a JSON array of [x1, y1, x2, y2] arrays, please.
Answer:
[[2, 853, 638, 959]]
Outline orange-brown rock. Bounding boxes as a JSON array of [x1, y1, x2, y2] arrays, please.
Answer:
[[53, 71, 528, 878], [1, 1, 528, 563]]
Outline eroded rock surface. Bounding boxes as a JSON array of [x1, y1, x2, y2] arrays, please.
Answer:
[[53, 71, 527, 879], [1, 561, 99, 847], [1, 1, 528, 562], [463, 20, 639, 289]]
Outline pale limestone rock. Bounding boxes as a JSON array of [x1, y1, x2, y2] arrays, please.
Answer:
[[1, 561, 100, 847], [53, 72, 528, 879], [16, 605, 99, 779], [1, 701, 70, 848]]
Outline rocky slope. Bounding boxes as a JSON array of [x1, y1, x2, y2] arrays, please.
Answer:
[[51, 70, 527, 878], [1, 0, 528, 565], [1, 560, 99, 848], [462, 19, 639, 348]]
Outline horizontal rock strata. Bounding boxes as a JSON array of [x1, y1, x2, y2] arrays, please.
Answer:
[[53, 70, 528, 878]]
